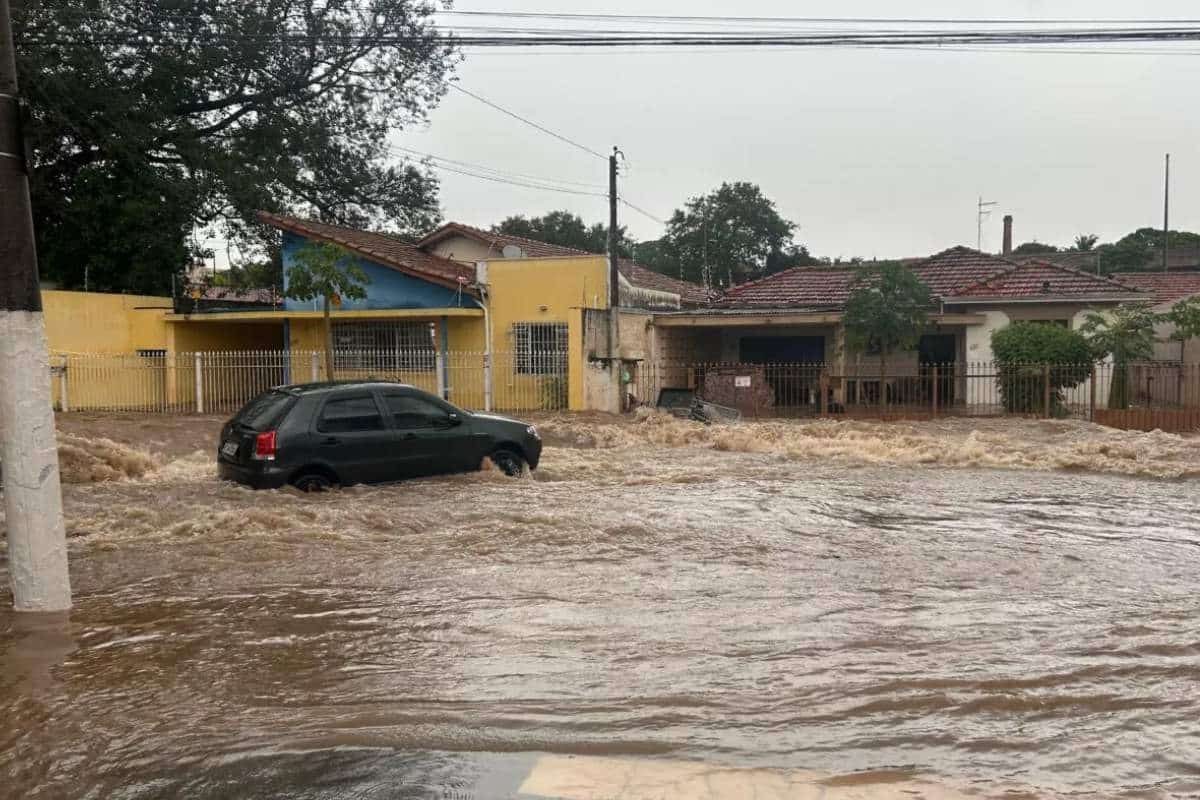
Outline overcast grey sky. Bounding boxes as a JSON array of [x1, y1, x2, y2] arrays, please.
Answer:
[[390, 0, 1200, 261]]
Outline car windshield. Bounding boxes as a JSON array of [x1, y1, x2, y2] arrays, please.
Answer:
[[232, 390, 293, 431]]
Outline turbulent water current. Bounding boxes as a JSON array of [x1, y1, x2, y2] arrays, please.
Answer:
[[1, 413, 1198, 798]]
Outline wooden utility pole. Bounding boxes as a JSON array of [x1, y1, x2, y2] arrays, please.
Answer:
[[0, 0, 71, 611], [608, 146, 622, 412]]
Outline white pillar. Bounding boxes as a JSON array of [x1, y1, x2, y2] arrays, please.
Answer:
[[194, 352, 204, 413], [310, 351, 320, 382], [59, 359, 69, 413], [0, 312, 71, 612]]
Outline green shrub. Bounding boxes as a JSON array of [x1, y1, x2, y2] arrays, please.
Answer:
[[991, 323, 1092, 413]]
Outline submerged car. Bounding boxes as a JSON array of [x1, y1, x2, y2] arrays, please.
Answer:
[[217, 382, 542, 491]]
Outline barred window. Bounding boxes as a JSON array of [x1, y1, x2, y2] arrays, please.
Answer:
[[513, 322, 568, 375], [332, 321, 436, 371]]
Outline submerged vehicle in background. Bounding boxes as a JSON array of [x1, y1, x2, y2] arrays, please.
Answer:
[[217, 382, 541, 490]]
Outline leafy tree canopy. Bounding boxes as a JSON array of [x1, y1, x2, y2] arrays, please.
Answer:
[[1165, 296, 1200, 343], [653, 182, 818, 287], [1011, 241, 1059, 255], [285, 241, 370, 378], [1072, 234, 1099, 252], [991, 322, 1092, 365], [842, 261, 932, 362], [494, 210, 630, 257], [1079, 303, 1160, 363], [16, 0, 456, 294]]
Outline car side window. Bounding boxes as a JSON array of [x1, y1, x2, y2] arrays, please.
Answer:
[[383, 393, 449, 429], [317, 395, 385, 433]]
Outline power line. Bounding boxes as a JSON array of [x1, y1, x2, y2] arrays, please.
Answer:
[[447, 84, 608, 161], [437, 10, 1200, 26], [619, 197, 668, 226], [419, 160, 608, 198], [390, 144, 605, 189]]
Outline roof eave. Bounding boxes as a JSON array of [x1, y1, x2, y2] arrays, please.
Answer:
[[943, 293, 1146, 305]]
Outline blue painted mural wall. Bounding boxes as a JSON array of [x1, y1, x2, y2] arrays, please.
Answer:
[[281, 231, 479, 311]]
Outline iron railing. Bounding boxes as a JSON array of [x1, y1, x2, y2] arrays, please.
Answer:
[[633, 360, 1200, 431]]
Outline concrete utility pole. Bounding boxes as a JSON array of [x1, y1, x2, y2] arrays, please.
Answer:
[[0, 0, 72, 612], [608, 146, 622, 412], [1163, 153, 1170, 272], [977, 197, 997, 251]]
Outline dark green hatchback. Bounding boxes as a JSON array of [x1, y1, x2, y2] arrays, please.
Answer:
[[217, 382, 542, 491]]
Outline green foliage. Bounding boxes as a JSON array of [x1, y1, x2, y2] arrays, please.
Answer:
[[1072, 234, 1099, 252], [16, 0, 455, 292], [1093, 227, 1200, 273], [990, 323, 1093, 413], [842, 262, 932, 360], [656, 182, 818, 286], [1079, 304, 1161, 409], [495, 211, 630, 257], [1011, 241, 1059, 255], [1165, 296, 1200, 343], [285, 242, 370, 306]]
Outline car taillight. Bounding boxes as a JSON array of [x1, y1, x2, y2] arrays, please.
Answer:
[[253, 430, 277, 461]]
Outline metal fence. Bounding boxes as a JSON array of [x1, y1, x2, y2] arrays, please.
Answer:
[[634, 360, 1200, 432], [49, 349, 569, 415]]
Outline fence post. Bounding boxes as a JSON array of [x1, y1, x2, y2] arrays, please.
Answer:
[[194, 352, 205, 414], [931, 364, 939, 417], [1089, 364, 1097, 422], [1042, 364, 1051, 418], [59, 360, 69, 413], [819, 368, 829, 416], [310, 351, 319, 383], [436, 350, 447, 399], [483, 353, 493, 412]]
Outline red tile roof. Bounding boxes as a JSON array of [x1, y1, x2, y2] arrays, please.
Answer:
[[618, 259, 716, 306], [258, 212, 476, 291], [951, 259, 1141, 299], [717, 246, 1145, 308], [1110, 272, 1200, 306]]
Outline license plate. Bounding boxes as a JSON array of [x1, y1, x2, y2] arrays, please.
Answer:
[[221, 441, 239, 458]]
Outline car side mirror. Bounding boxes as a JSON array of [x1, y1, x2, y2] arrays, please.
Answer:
[[445, 412, 462, 426]]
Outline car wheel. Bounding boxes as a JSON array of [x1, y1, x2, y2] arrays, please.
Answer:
[[490, 448, 526, 477], [292, 472, 335, 493]]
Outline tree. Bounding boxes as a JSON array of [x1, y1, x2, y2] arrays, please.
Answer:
[[1011, 241, 1059, 255], [285, 242, 370, 380], [1164, 295, 1200, 362], [1079, 303, 1160, 408], [657, 182, 815, 286], [990, 323, 1092, 413], [15, 0, 455, 293], [1093, 227, 1200, 273], [842, 262, 932, 406], [1072, 234, 1099, 252], [494, 210, 630, 257]]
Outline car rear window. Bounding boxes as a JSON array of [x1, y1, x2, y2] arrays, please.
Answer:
[[233, 391, 294, 431]]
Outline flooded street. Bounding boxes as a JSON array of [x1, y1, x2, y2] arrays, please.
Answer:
[[2, 414, 1200, 798]]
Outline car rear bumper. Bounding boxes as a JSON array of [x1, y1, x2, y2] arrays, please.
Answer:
[[218, 459, 290, 490]]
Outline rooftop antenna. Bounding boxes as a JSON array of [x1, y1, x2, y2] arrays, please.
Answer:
[[977, 197, 998, 251]]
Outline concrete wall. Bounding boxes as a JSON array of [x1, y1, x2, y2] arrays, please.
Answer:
[[42, 290, 172, 354], [426, 234, 500, 264]]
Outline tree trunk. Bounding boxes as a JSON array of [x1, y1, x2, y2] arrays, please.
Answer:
[[880, 350, 888, 410], [322, 294, 334, 381]]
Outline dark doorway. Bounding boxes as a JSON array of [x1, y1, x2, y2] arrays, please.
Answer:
[[739, 336, 825, 364], [738, 336, 826, 410], [918, 334, 957, 406]]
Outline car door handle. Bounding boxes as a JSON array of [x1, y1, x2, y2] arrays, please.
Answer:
[[321, 436, 341, 446], [400, 432, 417, 441]]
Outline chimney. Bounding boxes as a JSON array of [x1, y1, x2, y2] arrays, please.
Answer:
[[1002, 215, 1013, 256]]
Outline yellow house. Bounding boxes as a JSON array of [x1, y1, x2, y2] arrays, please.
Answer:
[[39, 213, 708, 413]]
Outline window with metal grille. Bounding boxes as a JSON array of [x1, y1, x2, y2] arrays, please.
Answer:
[[513, 322, 568, 375], [332, 321, 436, 371]]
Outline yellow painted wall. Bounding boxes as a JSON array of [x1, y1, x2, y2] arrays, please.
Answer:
[[485, 255, 606, 411], [42, 290, 172, 354]]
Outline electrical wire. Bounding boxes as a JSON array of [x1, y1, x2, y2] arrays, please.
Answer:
[[446, 85, 609, 161]]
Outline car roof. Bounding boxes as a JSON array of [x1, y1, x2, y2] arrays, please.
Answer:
[[274, 380, 419, 395]]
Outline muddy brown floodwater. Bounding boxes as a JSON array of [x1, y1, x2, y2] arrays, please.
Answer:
[[1, 412, 1199, 799]]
